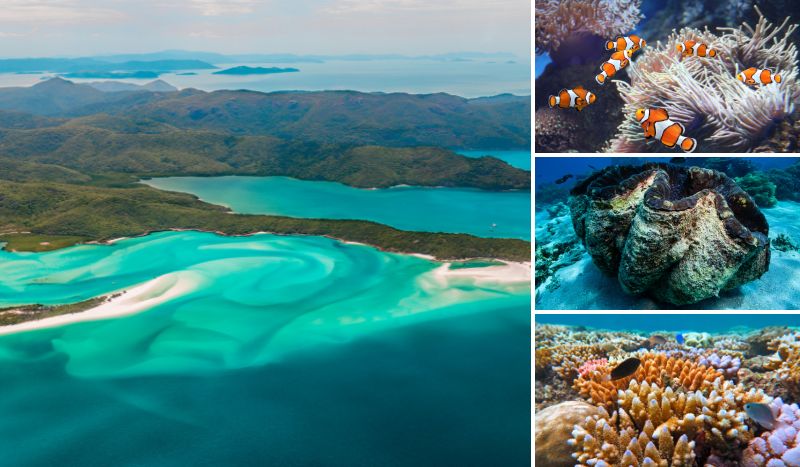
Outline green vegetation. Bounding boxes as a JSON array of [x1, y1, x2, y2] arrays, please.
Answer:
[[0, 126, 530, 189], [0, 180, 530, 261], [0, 233, 89, 252], [0, 296, 110, 326]]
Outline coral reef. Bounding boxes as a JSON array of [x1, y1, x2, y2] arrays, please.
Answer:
[[569, 163, 771, 305], [534, 0, 643, 60], [699, 353, 742, 379], [742, 398, 800, 466], [535, 401, 605, 466], [534, 107, 584, 152], [774, 233, 800, 253], [607, 9, 800, 153], [694, 157, 758, 178], [765, 333, 800, 401], [573, 352, 724, 408], [570, 379, 770, 465], [766, 161, 800, 202], [736, 173, 778, 208]]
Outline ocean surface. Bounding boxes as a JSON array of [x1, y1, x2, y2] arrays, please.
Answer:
[[143, 176, 531, 240], [0, 59, 531, 98], [456, 149, 531, 170], [0, 231, 531, 465]]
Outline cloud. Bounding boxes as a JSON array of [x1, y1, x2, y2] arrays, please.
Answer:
[[0, 0, 124, 24], [187, 0, 260, 16], [322, 0, 518, 14]]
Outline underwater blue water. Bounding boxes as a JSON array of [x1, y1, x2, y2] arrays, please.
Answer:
[[534, 157, 800, 186], [536, 314, 800, 333]]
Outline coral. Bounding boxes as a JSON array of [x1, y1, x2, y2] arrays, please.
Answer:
[[699, 353, 742, 379], [535, 401, 605, 466], [684, 332, 713, 348], [534, 0, 643, 57], [574, 352, 725, 408], [534, 107, 583, 152], [765, 333, 800, 400], [569, 163, 771, 305], [570, 379, 770, 465], [773, 233, 800, 252], [695, 157, 758, 178], [742, 398, 800, 467], [736, 173, 778, 208], [766, 161, 800, 202], [607, 8, 800, 153]]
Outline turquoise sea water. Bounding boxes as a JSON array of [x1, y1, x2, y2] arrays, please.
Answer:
[[143, 176, 531, 240], [0, 232, 531, 465], [456, 149, 531, 170], [536, 314, 800, 333]]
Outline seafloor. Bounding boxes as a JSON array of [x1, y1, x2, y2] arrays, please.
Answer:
[[535, 199, 800, 310], [535, 323, 800, 465]]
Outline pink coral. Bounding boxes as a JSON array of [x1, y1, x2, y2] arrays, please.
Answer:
[[577, 358, 608, 378], [743, 398, 800, 466]]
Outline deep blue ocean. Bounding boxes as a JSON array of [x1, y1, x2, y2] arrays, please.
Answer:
[[536, 314, 800, 333]]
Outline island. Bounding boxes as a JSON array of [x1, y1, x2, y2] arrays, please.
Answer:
[[213, 66, 299, 75], [61, 71, 160, 79]]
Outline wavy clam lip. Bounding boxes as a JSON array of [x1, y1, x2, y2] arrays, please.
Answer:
[[568, 163, 772, 306]]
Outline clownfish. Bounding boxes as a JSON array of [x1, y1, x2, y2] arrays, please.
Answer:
[[595, 49, 633, 85], [548, 86, 597, 112], [605, 35, 646, 53], [737, 67, 782, 86], [676, 40, 717, 58], [635, 108, 697, 153]]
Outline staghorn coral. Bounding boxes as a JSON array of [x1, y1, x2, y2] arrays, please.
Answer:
[[570, 378, 770, 465], [574, 352, 725, 408], [742, 398, 800, 466], [569, 163, 771, 305], [534, 0, 643, 56], [607, 8, 800, 153]]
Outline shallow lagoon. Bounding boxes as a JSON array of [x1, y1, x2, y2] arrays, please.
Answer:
[[143, 176, 531, 240], [0, 231, 531, 465]]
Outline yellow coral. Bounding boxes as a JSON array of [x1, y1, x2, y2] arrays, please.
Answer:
[[570, 379, 769, 465], [573, 352, 724, 408]]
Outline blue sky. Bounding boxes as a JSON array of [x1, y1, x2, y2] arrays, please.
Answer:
[[0, 0, 530, 57]]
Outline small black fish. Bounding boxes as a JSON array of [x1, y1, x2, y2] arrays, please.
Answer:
[[745, 402, 777, 430], [670, 157, 687, 164], [554, 174, 573, 184], [588, 165, 598, 170], [609, 357, 641, 380]]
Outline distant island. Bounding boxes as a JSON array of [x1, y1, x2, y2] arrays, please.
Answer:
[[61, 71, 160, 79], [213, 66, 299, 75]]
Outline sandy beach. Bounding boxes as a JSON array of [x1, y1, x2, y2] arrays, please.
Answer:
[[0, 271, 202, 335], [433, 261, 532, 284]]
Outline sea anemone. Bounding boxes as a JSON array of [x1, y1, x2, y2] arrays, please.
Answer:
[[607, 7, 800, 152], [534, 0, 643, 55]]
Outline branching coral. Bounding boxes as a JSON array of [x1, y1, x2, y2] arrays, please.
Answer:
[[574, 352, 724, 408], [569, 163, 771, 305], [570, 379, 769, 465], [607, 8, 800, 153], [534, 0, 643, 55], [766, 333, 800, 394]]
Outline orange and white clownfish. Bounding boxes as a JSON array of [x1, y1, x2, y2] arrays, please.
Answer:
[[676, 40, 717, 58], [595, 49, 633, 85], [548, 86, 597, 112], [605, 35, 646, 53], [737, 67, 782, 86], [635, 108, 697, 153]]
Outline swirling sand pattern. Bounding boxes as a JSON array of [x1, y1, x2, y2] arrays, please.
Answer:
[[0, 231, 531, 378]]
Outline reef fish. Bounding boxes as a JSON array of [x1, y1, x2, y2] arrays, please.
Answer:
[[554, 174, 573, 184], [608, 357, 641, 380], [676, 333, 685, 344], [641, 335, 667, 349], [635, 108, 698, 153], [605, 35, 646, 53], [745, 402, 777, 430], [548, 86, 596, 112], [595, 49, 633, 85], [737, 67, 782, 86], [676, 40, 717, 58]]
